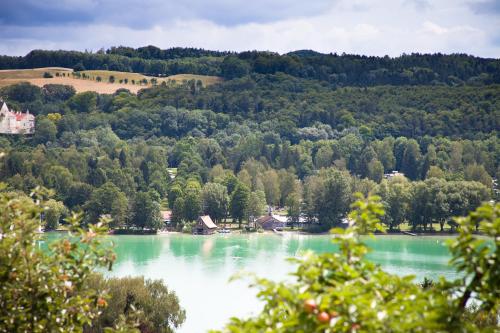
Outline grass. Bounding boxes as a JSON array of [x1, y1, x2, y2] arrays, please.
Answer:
[[80, 70, 222, 87], [0, 67, 72, 80], [0, 68, 223, 94], [166, 74, 223, 86]]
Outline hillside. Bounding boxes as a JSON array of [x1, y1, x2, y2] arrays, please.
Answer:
[[0, 68, 223, 93], [0, 48, 498, 86], [0, 47, 498, 236]]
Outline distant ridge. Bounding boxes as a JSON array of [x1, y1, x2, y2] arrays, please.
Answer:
[[0, 47, 498, 86]]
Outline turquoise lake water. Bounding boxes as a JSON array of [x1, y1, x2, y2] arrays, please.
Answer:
[[83, 233, 456, 333]]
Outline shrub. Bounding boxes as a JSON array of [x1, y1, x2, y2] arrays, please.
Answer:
[[212, 194, 499, 332], [85, 275, 185, 333], [43, 72, 53, 78], [0, 184, 133, 332]]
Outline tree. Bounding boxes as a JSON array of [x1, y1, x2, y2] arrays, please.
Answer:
[[261, 169, 280, 206], [0, 185, 128, 333], [109, 75, 115, 83], [230, 183, 250, 228], [182, 180, 202, 222], [213, 196, 500, 332], [304, 168, 352, 229], [41, 165, 74, 201], [401, 139, 422, 180], [202, 182, 229, 224], [44, 199, 66, 230], [367, 158, 384, 183], [131, 191, 162, 230], [168, 183, 184, 209], [33, 118, 57, 144], [85, 275, 185, 333], [85, 182, 128, 228], [3, 82, 42, 102], [42, 84, 76, 101], [426, 165, 445, 179], [464, 163, 492, 188], [286, 191, 301, 228], [68, 91, 98, 113], [421, 144, 437, 178], [171, 197, 185, 228], [376, 177, 411, 230], [220, 56, 250, 79], [314, 145, 334, 169], [73, 62, 86, 71], [245, 190, 266, 227], [278, 169, 298, 207], [373, 137, 395, 172]]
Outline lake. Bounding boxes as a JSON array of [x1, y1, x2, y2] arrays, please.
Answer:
[[97, 233, 456, 333]]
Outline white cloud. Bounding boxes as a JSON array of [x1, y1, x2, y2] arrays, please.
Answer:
[[0, 0, 498, 57], [422, 21, 481, 36]]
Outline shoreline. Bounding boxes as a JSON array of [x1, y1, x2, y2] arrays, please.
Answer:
[[46, 229, 487, 237]]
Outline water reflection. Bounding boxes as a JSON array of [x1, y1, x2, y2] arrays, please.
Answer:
[[44, 232, 463, 333]]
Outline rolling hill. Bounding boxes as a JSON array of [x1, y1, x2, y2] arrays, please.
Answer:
[[0, 68, 223, 94]]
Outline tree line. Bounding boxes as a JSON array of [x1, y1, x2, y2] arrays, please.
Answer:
[[0, 82, 496, 232], [1, 47, 499, 86]]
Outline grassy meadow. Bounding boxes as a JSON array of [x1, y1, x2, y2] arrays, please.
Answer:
[[0, 68, 222, 94]]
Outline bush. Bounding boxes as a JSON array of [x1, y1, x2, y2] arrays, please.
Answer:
[[43, 72, 54, 78], [85, 275, 185, 333], [0, 184, 132, 332], [212, 195, 499, 332], [181, 221, 195, 234]]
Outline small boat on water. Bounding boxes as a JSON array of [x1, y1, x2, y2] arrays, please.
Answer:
[[402, 231, 417, 236], [218, 229, 231, 234]]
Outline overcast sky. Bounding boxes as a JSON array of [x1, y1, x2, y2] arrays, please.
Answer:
[[0, 0, 499, 57]]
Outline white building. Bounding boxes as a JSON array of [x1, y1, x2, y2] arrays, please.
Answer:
[[384, 170, 405, 180], [0, 101, 35, 134]]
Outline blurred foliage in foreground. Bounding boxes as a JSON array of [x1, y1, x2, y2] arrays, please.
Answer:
[[213, 194, 499, 332], [0, 183, 184, 333]]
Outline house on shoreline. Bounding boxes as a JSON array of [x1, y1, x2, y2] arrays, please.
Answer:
[[193, 215, 217, 235], [256, 213, 287, 230], [0, 101, 35, 134]]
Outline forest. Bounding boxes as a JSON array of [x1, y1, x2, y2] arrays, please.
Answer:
[[0, 48, 498, 233], [1, 46, 499, 86]]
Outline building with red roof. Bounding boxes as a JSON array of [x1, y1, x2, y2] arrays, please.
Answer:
[[0, 101, 35, 134]]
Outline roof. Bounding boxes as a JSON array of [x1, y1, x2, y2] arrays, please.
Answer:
[[272, 214, 288, 223], [256, 215, 286, 224], [256, 215, 274, 224], [161, 210, 172, 221], [199, 215, 217, 229], [0, 102, 8, 114]]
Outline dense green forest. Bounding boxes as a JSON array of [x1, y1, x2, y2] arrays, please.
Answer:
[[1, 46, 499, 85], [0, 47, 498, 233]]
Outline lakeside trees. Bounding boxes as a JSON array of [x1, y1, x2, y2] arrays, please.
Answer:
[[0, 53, 498, 232]]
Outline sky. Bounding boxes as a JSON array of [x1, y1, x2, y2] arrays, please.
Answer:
[[0, 0, 499, 57]]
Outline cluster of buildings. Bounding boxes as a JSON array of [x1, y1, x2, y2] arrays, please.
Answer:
[[384, 170, 405, 179], [0, 101, 35, 134], [160, 207, 301, 235]]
